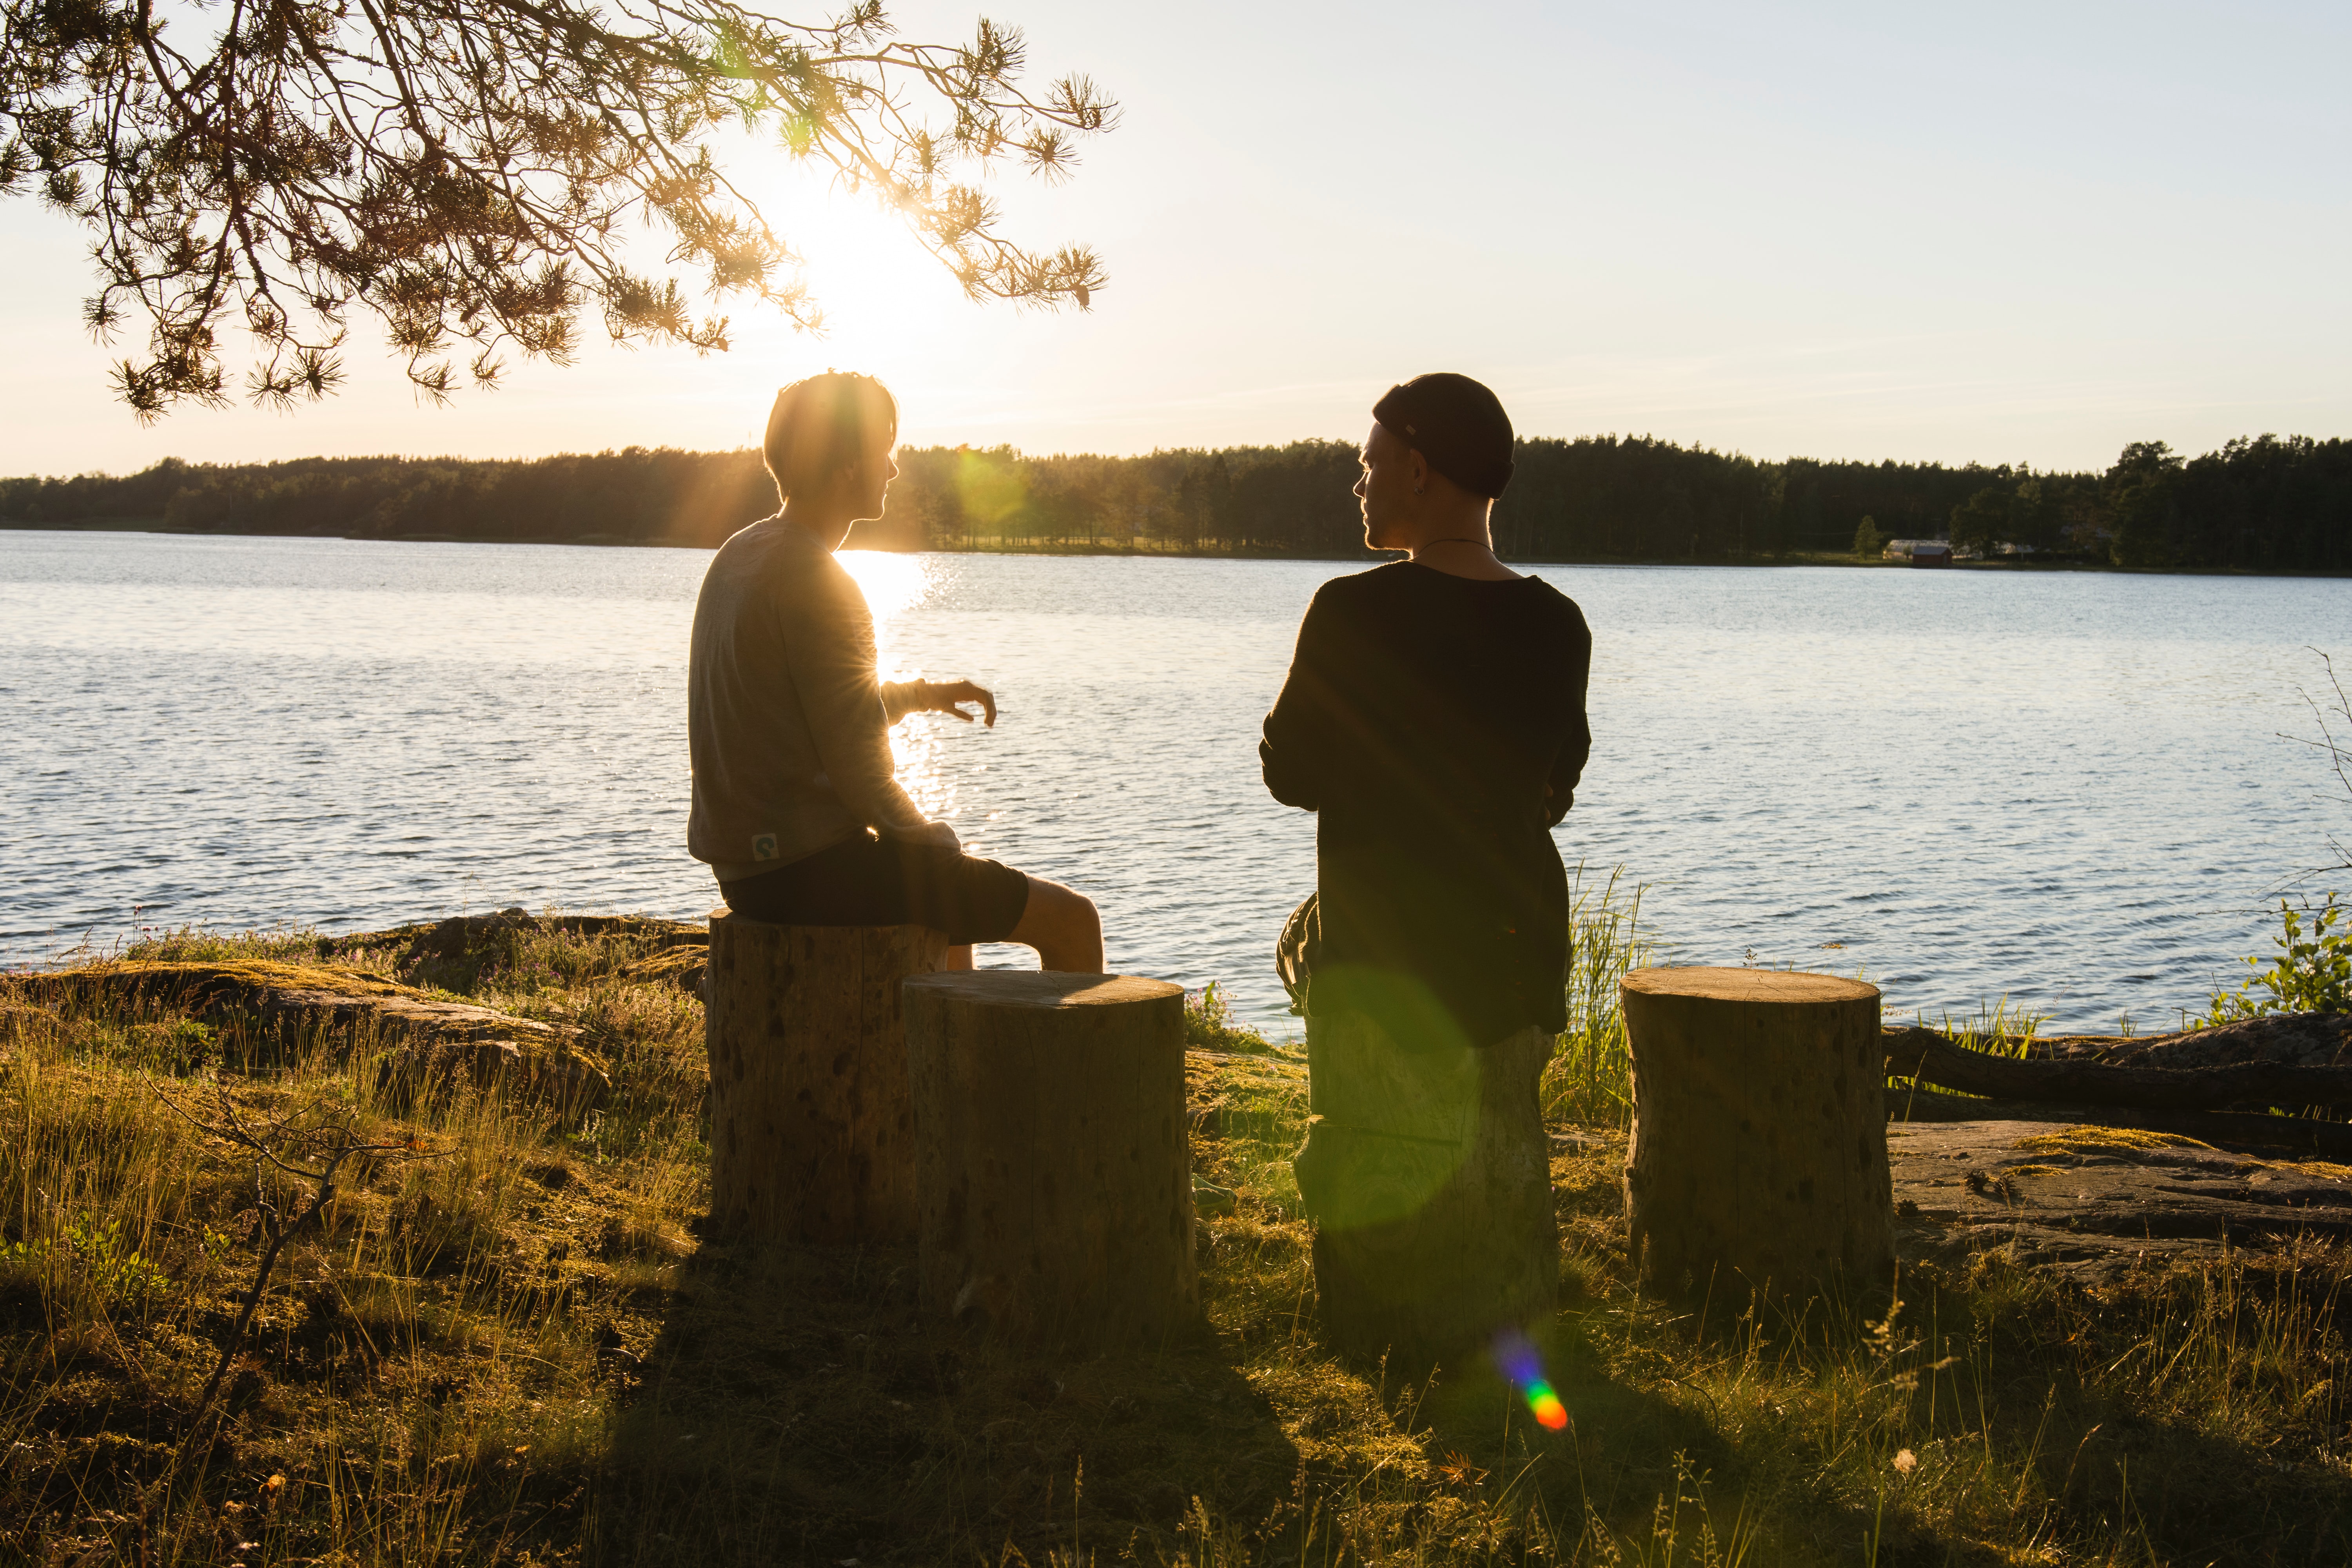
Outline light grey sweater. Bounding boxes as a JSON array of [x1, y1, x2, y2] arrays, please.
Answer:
[[686, 520, 952, 881]]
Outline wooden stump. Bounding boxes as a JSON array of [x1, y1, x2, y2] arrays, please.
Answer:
[[704, 909, 946, 1245], [1292, 1014, 1557, 1367], [903, 972, 1197, 1350], [1621, 967, 1893, 1302]]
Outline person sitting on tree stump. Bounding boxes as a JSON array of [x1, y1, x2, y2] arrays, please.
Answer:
[[1261, 372, 1593, 1365], [688, 372, 1103, 972]]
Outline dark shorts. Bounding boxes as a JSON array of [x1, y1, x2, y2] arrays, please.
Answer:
[[718, 831, 1032, 945]]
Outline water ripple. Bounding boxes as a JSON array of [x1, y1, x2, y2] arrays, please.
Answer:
[[5, 532, 2350, 1035]]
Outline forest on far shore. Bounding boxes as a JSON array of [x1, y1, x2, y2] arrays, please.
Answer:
[[3, 432, 2347, 571]]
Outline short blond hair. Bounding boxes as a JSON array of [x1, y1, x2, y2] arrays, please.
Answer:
[[762, 372, 897, 500]]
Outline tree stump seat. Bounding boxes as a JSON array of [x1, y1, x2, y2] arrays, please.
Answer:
[[703, 909, 946, 1246], [1620, 966, 1893, 1303], [903, 971, 1198, 1351]]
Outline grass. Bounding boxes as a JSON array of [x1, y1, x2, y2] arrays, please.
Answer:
[[1932, 997, 2051, 1059], [1544, 866, 1653, 1128], [2, 907, 2350, 1564]]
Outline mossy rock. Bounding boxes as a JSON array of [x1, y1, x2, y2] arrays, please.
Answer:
[[619, 945, 708, 996], [28, 958, 539, 1039], [19, 958, 608, 1108], [324, 907, 708, 990], [0, 997, 58, 1034]]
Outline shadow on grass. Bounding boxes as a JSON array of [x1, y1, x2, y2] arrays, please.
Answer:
[[587, 1236, 1299, 1566]]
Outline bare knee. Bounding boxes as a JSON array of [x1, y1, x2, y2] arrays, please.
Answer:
[[1049, 883, 1101, 940], [1030, 879, 1101, 946], [1011, 877, 1104, 973]]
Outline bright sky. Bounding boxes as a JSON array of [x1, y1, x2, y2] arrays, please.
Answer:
[[4, 0, 2346, 476]]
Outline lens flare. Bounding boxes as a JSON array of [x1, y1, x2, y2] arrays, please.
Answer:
[[1492, 1328, 1570, 1431], [1524, 1381, 1569, 1430]]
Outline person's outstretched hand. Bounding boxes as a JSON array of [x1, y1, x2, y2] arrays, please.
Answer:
[[927, 680, 997, 727]]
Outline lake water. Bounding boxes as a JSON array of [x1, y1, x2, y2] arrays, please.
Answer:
[[4, 529, 2349, 1035]]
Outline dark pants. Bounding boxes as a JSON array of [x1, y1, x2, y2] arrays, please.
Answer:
[[718, 831, 1031, 945], [1293, 1013, 1558, 1368]]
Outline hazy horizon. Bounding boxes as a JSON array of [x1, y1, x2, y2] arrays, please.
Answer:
[[1, 426, 2254, 486], [5, 0, 2346, 479]]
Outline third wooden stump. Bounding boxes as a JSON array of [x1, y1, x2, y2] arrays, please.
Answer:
[[1620, 966, 1892, 1302]]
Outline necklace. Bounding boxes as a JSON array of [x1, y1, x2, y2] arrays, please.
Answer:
[[1421, 537, 1489, 548]]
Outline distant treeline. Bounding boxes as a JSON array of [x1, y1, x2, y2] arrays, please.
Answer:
[[4, 432, 2347, 569]]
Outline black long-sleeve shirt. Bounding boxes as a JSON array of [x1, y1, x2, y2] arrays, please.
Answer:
[[1260, 562, 1593, 1048]]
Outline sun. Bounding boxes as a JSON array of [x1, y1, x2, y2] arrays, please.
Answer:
[[711, 142, 977, 407]]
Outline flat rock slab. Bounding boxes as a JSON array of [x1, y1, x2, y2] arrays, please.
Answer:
[[617, 944, 708, 995], [32, 959, 560, 1044], [372, 909, 707, 968], [1889, 1120, 2352, 1277], [17, 959, 608, 1106]]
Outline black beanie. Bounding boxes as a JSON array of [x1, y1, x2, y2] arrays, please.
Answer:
[[1372, 373, 1515, 499]]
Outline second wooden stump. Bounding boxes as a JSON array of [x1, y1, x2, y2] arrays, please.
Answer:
[[904, 971, 1197, 1350], [1621, 966, 1893, 1302]]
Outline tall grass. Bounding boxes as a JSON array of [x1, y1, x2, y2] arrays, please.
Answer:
[[1929, 994, 2051, 1057], [0, 916, 713, 1565], [1545, 864, 1653, 1127]]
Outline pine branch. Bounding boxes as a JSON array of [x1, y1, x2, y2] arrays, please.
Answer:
[[0, 0, 1117, 415]]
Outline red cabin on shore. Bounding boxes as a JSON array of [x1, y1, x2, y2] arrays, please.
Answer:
[[1881, 538, 1955, 567]]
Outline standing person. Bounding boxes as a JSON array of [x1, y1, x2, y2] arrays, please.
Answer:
[[689, 371, 1103, 972], [1260, 372, 1592, 1364]]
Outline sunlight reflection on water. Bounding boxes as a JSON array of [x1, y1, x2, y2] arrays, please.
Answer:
[[836, 548, 935, 627], [841, 549, 960, 827], [5, 530, 2351, 1035]]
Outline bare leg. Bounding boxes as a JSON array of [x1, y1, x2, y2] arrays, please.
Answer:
[[943, 944, 976, 971], [1005, 876, 1105, 973]]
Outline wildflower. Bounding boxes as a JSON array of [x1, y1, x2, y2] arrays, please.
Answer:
[[1891, 1448, 1917, 1475]]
